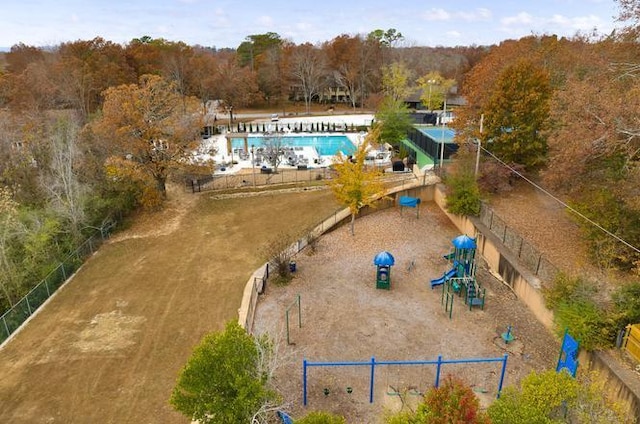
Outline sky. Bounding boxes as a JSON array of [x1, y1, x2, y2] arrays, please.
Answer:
[[0, 0, 625, 50]]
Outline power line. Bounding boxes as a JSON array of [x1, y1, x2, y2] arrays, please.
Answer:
[[476, 143, 640, 255]]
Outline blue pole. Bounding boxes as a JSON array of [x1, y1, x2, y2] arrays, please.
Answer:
[[497, 354, 508, 398], [369, 357, 376, 403], [303, 359, 308, 406], [435, 355, 442, 388]]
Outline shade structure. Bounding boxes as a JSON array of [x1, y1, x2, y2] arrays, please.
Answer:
[[452, 235, 476, 249], [373, 251, 395, 266]]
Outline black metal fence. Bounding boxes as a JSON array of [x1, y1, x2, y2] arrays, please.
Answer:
[[0, 220, 118, 345], [479, 203, 559, 284]]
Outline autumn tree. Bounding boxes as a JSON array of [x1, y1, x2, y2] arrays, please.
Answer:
[[481, 58, 551, 169], [213, 53, 260, 109], [55, 37, 135, 121], [324, 34, 367, 110], [94, 74, 202, 202], [416, 71, 455, 112], [329, 134, 385, 236], [385, 376, 490, 424], [381, 62, 414, 103], [170, 321, 280, 424], [237, 33, 285, 105]]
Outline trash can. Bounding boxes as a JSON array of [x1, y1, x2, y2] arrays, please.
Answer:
[[289, 261, 297, 273]]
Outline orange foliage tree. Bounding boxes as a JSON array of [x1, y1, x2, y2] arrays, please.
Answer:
[[93, 74, 203, 204]]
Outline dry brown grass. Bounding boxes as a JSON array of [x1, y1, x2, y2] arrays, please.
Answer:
[[0, 184, 339, 423]]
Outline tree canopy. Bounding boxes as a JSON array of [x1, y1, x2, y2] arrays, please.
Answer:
[[170, 321, 279, 424], [329, 132, 385, 235], [93, 74, 203, 203]]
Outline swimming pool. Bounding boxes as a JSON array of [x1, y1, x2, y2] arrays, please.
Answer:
[[231, 135, 356, 156]]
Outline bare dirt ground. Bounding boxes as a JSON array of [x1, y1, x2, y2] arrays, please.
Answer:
[[0, 186, 339, 424], [253, 203, 560, 423]]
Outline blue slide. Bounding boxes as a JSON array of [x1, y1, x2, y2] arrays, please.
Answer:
[[430, 267, 457, 289]]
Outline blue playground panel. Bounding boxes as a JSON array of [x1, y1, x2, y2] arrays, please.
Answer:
[[277, 411, 293, 424]]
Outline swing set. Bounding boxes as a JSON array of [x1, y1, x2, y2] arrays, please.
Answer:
[[302, 354, 509, 406]]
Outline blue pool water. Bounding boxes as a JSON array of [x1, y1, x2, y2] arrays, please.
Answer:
[[231, 135, 356, 156], [417, 127, 456, 143]]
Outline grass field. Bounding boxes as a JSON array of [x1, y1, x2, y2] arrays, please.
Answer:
[[0, 186, 339, 423]]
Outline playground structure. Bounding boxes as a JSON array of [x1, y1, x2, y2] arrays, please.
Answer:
[[431, 235, 486, 316], [374, 251, 395, 290], [556, 329, 580, 377]]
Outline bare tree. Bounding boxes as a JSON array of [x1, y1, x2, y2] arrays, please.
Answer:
[[40, 117, 87, 238], [261, 132, 286, 174], [289, 43, 327, 114]]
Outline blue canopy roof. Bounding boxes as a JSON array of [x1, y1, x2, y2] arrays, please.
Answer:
[[452, 235, 476, 249], [373, 251, 395, 266]]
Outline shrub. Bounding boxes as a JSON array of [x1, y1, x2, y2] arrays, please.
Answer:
[[554, 301, 614, 350], [543, 273, 616, 349], [488, 369, 578, 424], [417, 375, 490, 424], [612, 280, 640, 326], [444, 171, 482, 216], [542, 272, 597, 310]]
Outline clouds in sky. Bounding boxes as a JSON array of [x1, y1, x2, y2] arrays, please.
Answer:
[[0, 0, 622, 49]]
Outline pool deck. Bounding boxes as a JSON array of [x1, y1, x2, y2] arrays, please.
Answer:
[[198, 114, 393, 174]]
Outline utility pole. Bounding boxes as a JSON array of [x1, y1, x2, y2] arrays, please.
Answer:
[[475, 114, 484, 178]]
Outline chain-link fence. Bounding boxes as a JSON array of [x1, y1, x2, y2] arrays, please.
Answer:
[[0, 220, 117, 345], [479, 203, 559, 284]]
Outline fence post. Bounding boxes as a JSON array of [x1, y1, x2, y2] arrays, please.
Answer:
[[2, 316, 9, 339], [26, 297, 31, 314], [497, 354, 509, 398], [303, 359, 308, 406], [286, 310, 291, 345], [297, 294, 302, 329], [435, 355, 443, 387], [369, 356, 376, 403]]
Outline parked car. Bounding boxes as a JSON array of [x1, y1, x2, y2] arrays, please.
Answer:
[[271, 113, 279, 122]]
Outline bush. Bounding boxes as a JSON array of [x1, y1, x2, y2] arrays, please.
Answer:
[[543, 273, 616, 349], [417, 375, 490, 424], [554, 300, 615, 350], [444, 171, 481, 216], [612, 280, 640, 326], [385, 376, 490, 424], [489, 369, 579, 424], [542, 272, 597, 310]]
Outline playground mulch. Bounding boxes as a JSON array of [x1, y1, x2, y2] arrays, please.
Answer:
[[253, 204, 560, 423]]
